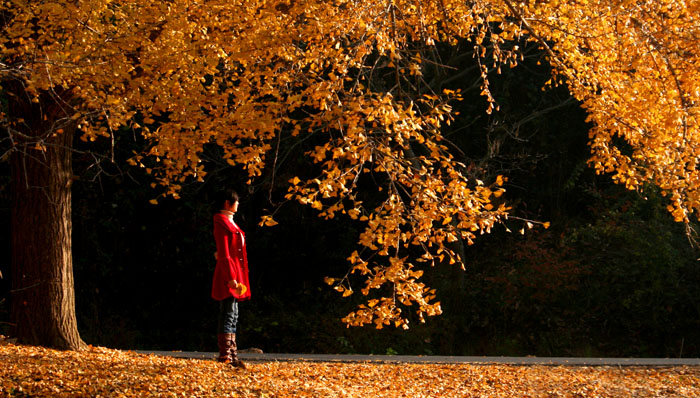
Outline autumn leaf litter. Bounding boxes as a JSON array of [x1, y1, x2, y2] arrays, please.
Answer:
[[1, 340, 699, 397]]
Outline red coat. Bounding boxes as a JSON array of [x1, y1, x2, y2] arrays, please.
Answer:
[[212, 213, 251, 301]]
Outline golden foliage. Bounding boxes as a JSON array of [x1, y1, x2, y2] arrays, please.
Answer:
[[1, 342, 699, 397], [3, 0, 698, 328], [509, 0, 700, 224]]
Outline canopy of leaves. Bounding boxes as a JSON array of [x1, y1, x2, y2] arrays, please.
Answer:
[[519, 0, 700, 226], [2, 0, 698, 329], [1, 341, 699, 397]]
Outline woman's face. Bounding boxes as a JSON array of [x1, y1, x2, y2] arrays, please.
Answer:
[[225, 199, 239, 213]]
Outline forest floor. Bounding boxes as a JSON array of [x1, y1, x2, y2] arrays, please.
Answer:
[[145, 350, 700, 367], [2, 339, 700, 397]]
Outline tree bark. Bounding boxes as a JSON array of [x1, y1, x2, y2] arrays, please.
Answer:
[[9, 90, 85, 350]]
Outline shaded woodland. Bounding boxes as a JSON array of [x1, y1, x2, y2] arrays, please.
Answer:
[[2, 41, 699, 358]]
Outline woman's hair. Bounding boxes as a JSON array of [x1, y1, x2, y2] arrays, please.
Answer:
[[214, 189, 240, 211]]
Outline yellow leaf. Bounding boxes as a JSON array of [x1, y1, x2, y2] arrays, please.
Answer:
[[259, 215, 279, 227]]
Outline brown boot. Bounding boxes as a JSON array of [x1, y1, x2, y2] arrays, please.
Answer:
[[229, 333, 246, 369], [217, 333, 233, 363]]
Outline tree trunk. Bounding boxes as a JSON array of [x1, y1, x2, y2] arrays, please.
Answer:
[[9, 91, 85, 350]]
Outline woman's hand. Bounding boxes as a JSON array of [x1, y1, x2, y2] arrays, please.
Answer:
[[228, 279, 247, 295]]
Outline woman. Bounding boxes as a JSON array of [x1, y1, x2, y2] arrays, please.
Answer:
[[212, 189, 251, 368]]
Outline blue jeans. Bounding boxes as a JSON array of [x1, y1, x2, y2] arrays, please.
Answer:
[[218, 296, 239, 334]]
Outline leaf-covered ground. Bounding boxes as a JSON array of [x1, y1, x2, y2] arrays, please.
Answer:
[[1, 341, 699, 397]]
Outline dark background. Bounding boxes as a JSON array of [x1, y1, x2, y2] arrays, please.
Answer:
[[2, 43, 699, 358]]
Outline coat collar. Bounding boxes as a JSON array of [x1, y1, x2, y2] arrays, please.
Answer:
[[220, 210, 235, 222], [213, 212, 237, 232]]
